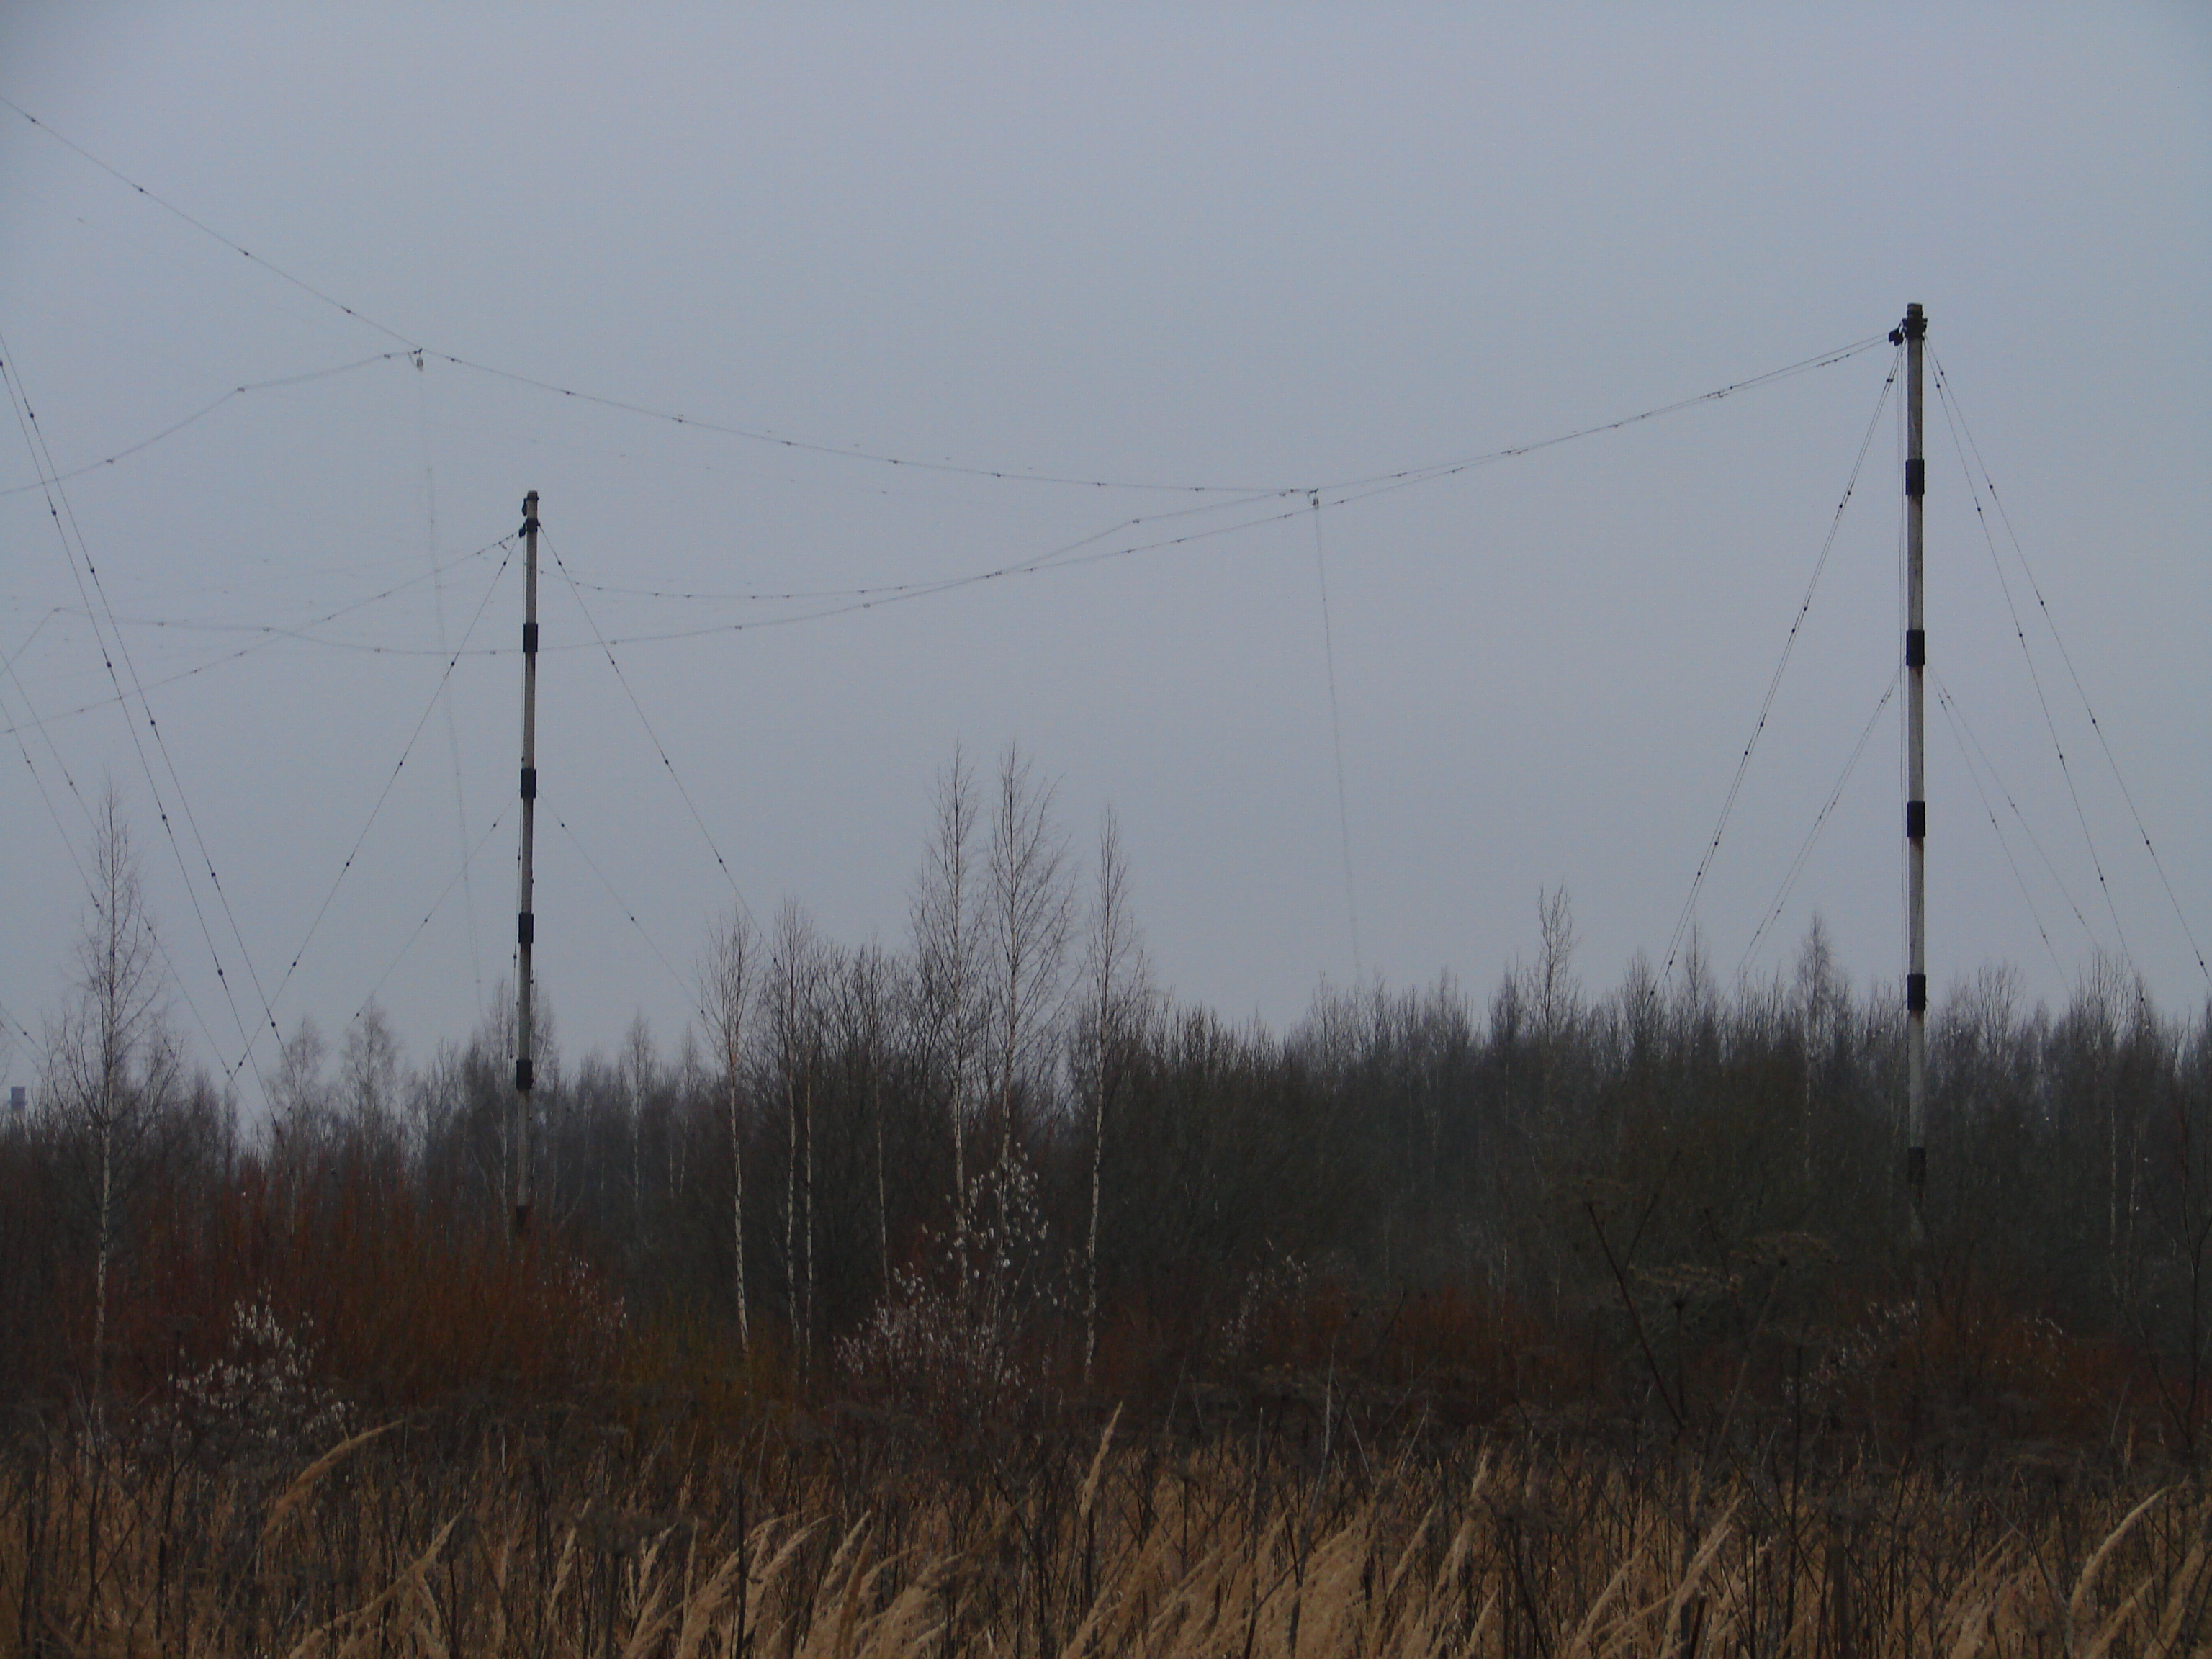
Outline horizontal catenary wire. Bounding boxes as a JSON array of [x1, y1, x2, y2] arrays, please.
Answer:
[[2, 93, 1295, 497], [432, 352, 1300, 495], [1315, 334, 1889, 496], [29, 334, 1894, 675], [0, 534, 514, 737], [0, 351, 411, 496], [4, 94, 1887, 508]]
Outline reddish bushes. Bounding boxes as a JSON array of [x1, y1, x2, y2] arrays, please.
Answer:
[[42, 1148, 625, 1416]]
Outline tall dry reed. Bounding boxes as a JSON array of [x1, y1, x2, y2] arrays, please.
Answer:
[[2, 1408, 2206, 1657]]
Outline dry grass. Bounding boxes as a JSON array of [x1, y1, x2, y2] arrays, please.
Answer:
[[3, 1410, 2208, 1658]]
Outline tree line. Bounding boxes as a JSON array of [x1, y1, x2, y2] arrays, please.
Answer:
[[5, 750, 2209, 1454]]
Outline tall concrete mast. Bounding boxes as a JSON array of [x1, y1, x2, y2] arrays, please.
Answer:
[[1899, 305, 1928, 1236], [513, 490, 540, 1238]]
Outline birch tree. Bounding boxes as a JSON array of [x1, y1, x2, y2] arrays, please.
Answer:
[[834, 941, 897, 1296], [673, 1026, 699, 1205], [1076, 809, 1151, 1382], [42, 793, 176, 1400], [700, 907, 755, 1354], [768, 902, 827, 1370], [984, 743, 1073, 1172], [340, 999, 405, 1177]]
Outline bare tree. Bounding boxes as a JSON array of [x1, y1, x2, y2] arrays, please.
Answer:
[[341, 999, 405, 1174], [835, 941, 897, 1297], [768, 902, 827, 1370], [623, 1010, 655, 1246], [269, 1015, 332, 1168], [2072, 950, 2132, 1304], [673, 1025, 699, 1204], [342, 1002, 403, 1120], [1077, 809, 1151, 1382], [1531, 884, 1580, 1044], [1516, 884, 1579, 1148], [42, 792, 177, 1400], [985, 743, 1074, 1171], [1794, 914, 1840, 1189], [911, 747, 984, 1277], [700, 907, 755, 1354]]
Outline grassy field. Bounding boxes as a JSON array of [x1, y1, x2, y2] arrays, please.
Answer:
[[6, 1403, 2208, 1658]]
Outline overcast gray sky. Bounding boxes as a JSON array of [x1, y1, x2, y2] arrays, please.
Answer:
[[2, 4, 2206, 1099]]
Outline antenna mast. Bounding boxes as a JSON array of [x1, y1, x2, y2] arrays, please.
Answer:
[[513, 489, 540, 1238], [1898, 305, 1928, 1237]]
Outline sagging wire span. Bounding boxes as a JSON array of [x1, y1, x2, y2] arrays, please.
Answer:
[[3, 93, 1888, 511], [0, 351, 413, 497], [0, 534, 515, 737]]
